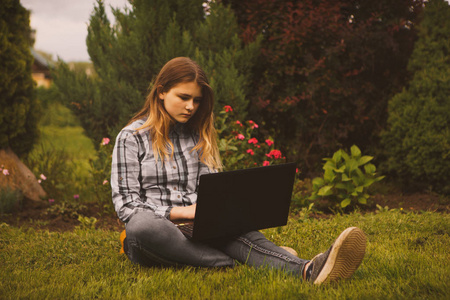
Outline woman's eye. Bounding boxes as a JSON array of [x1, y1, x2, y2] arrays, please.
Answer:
[[194, 98, 201, 103]]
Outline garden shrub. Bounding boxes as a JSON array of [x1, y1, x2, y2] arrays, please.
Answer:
[[309, 145, 384, 210], [381, 0, 450, 194], [25, 144, 75, 202], [0, 186, 23, 214], [215, 105, 287, 171], [88, 137, 114, 213], [53, 0, 260, 147], [224, 0, 424, 174], [0, 0, 40, 158]]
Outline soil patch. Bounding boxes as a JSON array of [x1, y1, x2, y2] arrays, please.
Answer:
[[0, 198, 124, 232], [1, 192, 448, 232]]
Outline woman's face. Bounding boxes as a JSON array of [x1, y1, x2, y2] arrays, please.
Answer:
[[159, 81, 202, 123]]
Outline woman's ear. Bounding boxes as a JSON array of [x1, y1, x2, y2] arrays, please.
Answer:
[[157, 85, 165, 100]]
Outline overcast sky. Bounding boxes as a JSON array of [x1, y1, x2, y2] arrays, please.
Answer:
[[20, 0, 450, 63], [21, 0, 131, 62]]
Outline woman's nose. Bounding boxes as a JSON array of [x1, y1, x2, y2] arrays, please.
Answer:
[[186, 100, 194, 110]]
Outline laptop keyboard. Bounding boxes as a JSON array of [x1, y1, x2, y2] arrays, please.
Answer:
[[175, 222, 194, 238]]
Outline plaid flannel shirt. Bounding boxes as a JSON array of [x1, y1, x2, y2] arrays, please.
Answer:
[[111, 118, 212, 223]]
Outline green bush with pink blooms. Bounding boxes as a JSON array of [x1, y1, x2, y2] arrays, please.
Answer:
[[88, 137, 114, 212], [216, 105, 289, 171]]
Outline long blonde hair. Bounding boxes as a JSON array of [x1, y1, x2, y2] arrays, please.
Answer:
[[129, 57, 222, 170]]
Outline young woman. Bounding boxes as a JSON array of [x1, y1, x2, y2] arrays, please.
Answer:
[[111, 57, 366, 284]]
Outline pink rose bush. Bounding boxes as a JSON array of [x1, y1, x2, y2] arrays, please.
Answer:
[[216, 105, 286, 170]]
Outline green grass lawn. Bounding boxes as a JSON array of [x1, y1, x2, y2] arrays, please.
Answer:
[[1, 211, 449, 299]]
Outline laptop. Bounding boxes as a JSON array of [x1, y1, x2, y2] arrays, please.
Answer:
[[173, 162, 296, 241]]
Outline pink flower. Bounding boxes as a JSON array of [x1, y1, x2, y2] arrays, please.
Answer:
[[235, 134, 245, 140], [38, 179, 42, 184], [265, 139, 274, 147], [73, 194, 80, 200], [2, 169, 9, 176], [248, 120, 259, 129], [40, 174, 47, 180], [224, 105, 233, 112], [248, 138, 258, 144], [266, 150, 282, 159], [48, 199, 55, 204], [236, 120, 243, 127], [103, 180, 109, 185], [263, 161, 270, 166], [246, 149, 254, 155], [296, 168, 299, 173], [101, 137, 110, 145]]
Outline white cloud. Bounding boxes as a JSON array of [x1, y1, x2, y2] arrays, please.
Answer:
[[21, 0, 131, 62]]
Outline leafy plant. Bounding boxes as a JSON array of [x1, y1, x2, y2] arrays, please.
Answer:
[[25, 143, 75, 201], [381, 0, 450, 194], [291, 178, 313, 209], [45, 201, 86, 220], [0, 186, 23, 214], [215, 106, 286, 170], [88, 137, 114, 213], [77, 215, 98, 230], [310, 145, 384, 209]]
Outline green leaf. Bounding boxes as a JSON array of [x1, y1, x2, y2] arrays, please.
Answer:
[[335, 183, 348, 190], [346, 159, 358, 172], [358, 155, 373, 166], [309, 193, 319, 200], [364, 163, 376, 174], [363, 178, 375, 187], [375, 175, 385, 182], [340, 198, 351, 208], [358, 197, 367, 204], [334, 165, 345, 173], [351, 145, 361, 158], [355, 186, 364, 193], [341, 173, 351, 182], [323, 161, 336, 171], [312, 177, 325, 187], [318, 185, 334, 196], [323, 169, 335, 182], [332, 150, 342, 163], [218, 139, 227, 151], [341, 150, 350, 162]]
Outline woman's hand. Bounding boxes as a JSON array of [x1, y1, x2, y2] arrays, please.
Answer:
[[169, 204, 197, 220]]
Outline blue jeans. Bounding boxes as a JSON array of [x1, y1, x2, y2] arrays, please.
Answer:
[[124, 211, 308, 276]]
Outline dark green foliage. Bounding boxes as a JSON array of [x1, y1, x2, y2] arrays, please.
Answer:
[[0, 0, 40, 157], [382, 0, 450, 194], [53, 0, 260, 145], [223, 0, 424, 174], [0, 186, 23, 214]]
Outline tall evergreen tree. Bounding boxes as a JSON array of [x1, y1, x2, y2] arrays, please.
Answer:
[[382, 0, 450, 193], [0, 0, 40, 157], [53, 0, 260, 145]]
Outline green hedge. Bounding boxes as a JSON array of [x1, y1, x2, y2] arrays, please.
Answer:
[[382, 0, 450, 194], [0, 0, 40, 158]]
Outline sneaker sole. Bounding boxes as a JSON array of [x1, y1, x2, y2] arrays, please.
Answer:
[[313, 227, 366, 284]]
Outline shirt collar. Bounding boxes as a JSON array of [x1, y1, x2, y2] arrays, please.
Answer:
[[172, 122, 187, 135]]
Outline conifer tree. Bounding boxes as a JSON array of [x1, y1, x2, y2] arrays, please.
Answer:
[[53, 0, 259, 145], [0, 0, 40, 157], [382, 0, 450, 193]]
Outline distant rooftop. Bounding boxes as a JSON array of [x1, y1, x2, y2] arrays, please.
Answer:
[[30, 48, 54, 69]]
